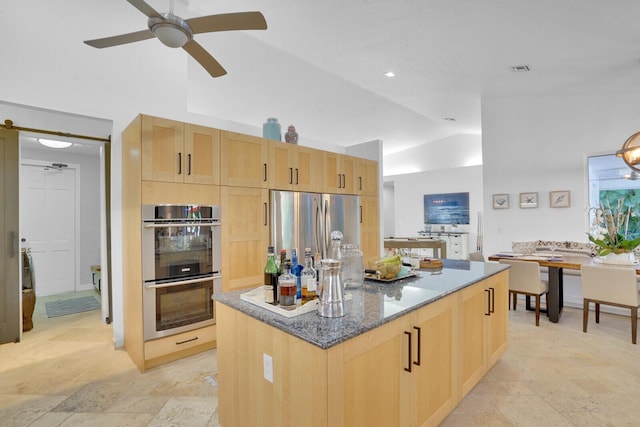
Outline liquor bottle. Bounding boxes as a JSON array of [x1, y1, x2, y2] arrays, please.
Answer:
[[278, 249, 287, 274], [263, 246, 279, 304], [301, 248, 317, 304], [291, 248, 303, 300], [278, 261, 296, 307]]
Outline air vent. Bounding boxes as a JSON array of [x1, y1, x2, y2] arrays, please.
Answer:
[[511, 65, 531, 73]]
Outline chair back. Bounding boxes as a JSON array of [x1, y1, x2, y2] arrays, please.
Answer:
[[581, 264, 639, 306], [499, 259, 546, 294], [469, 251, 485, 261]]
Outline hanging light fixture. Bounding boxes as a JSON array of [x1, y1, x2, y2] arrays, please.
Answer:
[[616, 131, 640, 172]]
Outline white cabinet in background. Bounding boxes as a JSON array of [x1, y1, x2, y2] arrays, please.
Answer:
[[416, 232, 469, 260]]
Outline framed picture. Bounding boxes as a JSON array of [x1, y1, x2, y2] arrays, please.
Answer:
[[492, 194, 509, 209], [519, 192, 538, 208], [550, 190, 570, 208]]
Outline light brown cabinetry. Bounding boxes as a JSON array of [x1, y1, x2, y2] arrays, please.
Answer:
[[324, 152, 356, 194], [458, 272, 509, 397], [272, 141, 324, 192], [335, 294, 456, 427], [141, 115, 220, 184], [217, 271, 508, 427], [359, 195, 380, 266], [356, 158, 379, 196], [220, 186, 270, 292], [122, 115, 219, 372], [220, 131, 271, 188]]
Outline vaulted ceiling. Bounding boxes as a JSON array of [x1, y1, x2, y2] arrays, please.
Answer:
[[10, 1, 640, 168]]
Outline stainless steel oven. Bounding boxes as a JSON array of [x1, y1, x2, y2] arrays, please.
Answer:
[[142, 204, 221, 341]]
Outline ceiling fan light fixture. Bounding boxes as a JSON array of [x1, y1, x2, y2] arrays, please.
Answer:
[[38, 138, 72, 149], [149, 15, 192, 48], [616, 131, 640, 172]]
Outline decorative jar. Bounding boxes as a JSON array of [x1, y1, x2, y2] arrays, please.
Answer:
[[262, 117, 281, 141]]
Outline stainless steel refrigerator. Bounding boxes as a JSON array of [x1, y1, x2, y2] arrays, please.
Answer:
[[270, 190, 360, 258]]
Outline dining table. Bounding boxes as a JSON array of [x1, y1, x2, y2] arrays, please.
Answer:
[[488, 253, 640, 323]]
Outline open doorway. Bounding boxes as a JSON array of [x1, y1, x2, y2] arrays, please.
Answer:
[[19, 134, 105, 330]]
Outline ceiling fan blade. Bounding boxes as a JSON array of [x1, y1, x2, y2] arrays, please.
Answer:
[[186, 11, 267, 34], [183, 40, 227, 77], [126, 0, 163, 19], [84, 29, 155, 48]]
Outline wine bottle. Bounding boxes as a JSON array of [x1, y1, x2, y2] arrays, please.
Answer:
[[264, 246, 278, 304]]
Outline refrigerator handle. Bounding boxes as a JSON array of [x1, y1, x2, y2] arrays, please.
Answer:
[[315, 200, 322, 256]]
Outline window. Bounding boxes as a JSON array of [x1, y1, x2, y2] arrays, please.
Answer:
[[588, 154, 640, 239]]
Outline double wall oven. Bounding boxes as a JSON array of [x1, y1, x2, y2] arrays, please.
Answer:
[[142, 204, 221, 341]]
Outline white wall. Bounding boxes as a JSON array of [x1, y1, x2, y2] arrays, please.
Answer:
[[384, 165, 484, 254], [482, 90, 640, 257], [482, 89, 640, 306]]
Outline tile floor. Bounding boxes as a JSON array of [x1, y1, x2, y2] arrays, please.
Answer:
[[1, 291, 639, 426]]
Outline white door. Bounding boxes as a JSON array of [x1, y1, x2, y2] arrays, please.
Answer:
[[0, 129, 20, 344], [20, 162, 77, 297]]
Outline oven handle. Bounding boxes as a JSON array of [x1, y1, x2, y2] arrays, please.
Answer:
[[143, 222, 221, 228], [145, 275, 222, 289]]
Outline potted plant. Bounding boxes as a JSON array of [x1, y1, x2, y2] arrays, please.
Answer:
[[587, 198, 640, 264]]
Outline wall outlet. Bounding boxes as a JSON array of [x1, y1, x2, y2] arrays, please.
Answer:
[[263, 353, 273, 383]]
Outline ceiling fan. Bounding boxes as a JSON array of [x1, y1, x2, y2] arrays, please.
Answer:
[[84, 0, 267, 77]]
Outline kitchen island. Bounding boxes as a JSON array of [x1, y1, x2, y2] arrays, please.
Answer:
[[214, 260, 509, 427]]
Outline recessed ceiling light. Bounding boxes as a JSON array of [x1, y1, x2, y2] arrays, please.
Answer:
[[511, 65, 531, 73], [38, 138, 72, 149], [384, 71, 395, 77]]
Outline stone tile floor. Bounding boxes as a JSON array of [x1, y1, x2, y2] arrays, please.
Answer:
[[1, 290, 639, 426]]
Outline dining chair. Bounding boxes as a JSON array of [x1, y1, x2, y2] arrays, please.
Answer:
[[499, 259, 549, 326], [581, 264, 640, 344]]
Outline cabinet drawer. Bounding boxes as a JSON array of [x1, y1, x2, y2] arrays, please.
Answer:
[[145, 325, 216, 361]]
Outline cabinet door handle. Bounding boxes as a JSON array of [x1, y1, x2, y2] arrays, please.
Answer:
[[337, 173, 342, 188], [489, 287, 495, 314], [485, 289, 491, 316], [263, 202, 268, 226], [289, 167, 293, 184], [263, 163, 267, 182], [404, 331, 412, 372], [359, 176, 363, 191], [178, 152, 182, 175], [359, 205, 363, 224], [413, 326, 421, 366], [295, 168, 299, 185], [176, 336, 198, 345], [188, 154, 192, 176]]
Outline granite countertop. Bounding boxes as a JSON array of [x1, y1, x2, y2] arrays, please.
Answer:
[[213, 259, 508, 350]]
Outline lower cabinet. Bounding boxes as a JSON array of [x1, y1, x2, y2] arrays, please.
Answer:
[[335, 294, 456, 427], [458, 272, 509, 397], [143, 325, 216, 371], [216, 270, 508, 427]]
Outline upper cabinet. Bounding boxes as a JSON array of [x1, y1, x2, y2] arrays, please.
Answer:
[[356, 158, 379, 196], [272, 141, 324, 192], [141, 115, 220, 184], [324, 152, 357, 194], [220, 131, 272, 188]]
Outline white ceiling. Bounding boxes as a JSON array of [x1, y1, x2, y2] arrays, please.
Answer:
[[16, 0, 640, 161]]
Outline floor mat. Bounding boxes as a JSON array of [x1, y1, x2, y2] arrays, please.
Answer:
[[45, 296, 100, 318]]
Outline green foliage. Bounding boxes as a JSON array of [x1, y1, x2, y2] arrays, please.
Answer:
[[599, 189, 640, 239]]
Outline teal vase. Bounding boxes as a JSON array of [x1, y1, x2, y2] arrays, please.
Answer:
[[263, 118, 281, 141]]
